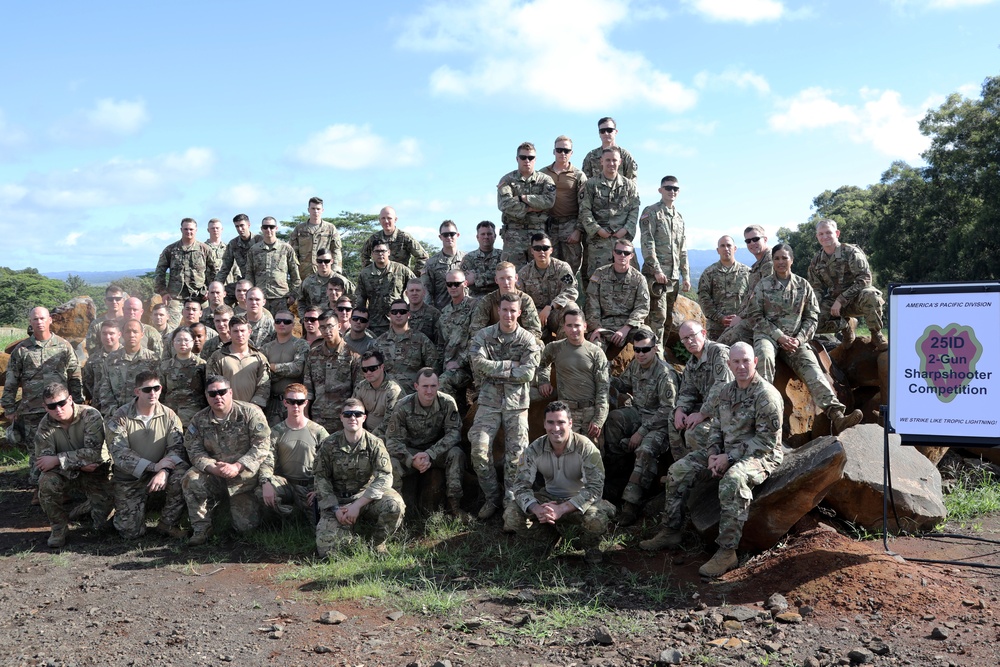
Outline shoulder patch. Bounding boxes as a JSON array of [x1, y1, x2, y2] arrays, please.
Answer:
[[255, 423, 265, 432], [561, 274, 575, 285]]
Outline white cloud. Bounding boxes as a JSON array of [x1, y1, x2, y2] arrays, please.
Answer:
[[694, 68, 771, 95], [685, 0, 785, 23], [50, 97, 150, 143], [62, 232, 83, 247], [121, 230, 176, 248], [769, 87, 932, 160], [214, 183, 316, 210], [291, 124, 421, 169], [398, 0, 697, 113], [656, 119, 718, 135]]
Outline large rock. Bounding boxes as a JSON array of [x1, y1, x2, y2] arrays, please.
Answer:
[[686, 436, 847, 551], [824, 423, 946, 533], [50, 296, 96, 344]]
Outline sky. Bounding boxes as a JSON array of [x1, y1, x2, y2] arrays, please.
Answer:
[[1, 0, 998, 274]]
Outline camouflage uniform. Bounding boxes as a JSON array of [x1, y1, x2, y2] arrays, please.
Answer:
[[656, 373, 783, 550], [296, 271, 356, 318], [313, 429, 404, 555], [808, 243, 885, 335], [355, 261, 416, 337], [468, 323, 540, 505], [107, 400, 189, 538], [215, 233, 262, 301], [541, 163, 587, 275], [460, 248, 503, 298], [360, 228, 429, 274], [261, 336, 310, 425], [97, 348, 161, 418], [206, 344, 271, 408], [535, 339, 609, 437], [747, 274, 847, 413], [155, 240, 220, 326], [639, 201, 689, 343], [408, 303, 441, 345], [256, 419, 329, 520], [206, 240, 227, 275], [288, 220, 343, 278], [244, 239, 302, 314], [497, 169, 556, 266], [163, 326, 217, 360], [580, 145, 638, 181], [422, 250, 466, 310], [698, 261, 750, 340], [182, 400, 271, 534], [303, 339, 360, 433], [343, 331, 377, 357], [517, 258, 579, 338], [606, 357, 682, 504], [579, 173, 639, 280], [469, 290, 543, 342], [199, 334, 227, 362], [87, 315, 161, 358], [383, 391, 466, 500], [502, 432, 612, 550], [159, 356, 208, 427], [247, 311, 277, 349], [437, 296, 478, 400], [374, 329, 439, 394], [675, 341, 733, 453], [83, 346, 116, 414], [718, 248, 773, 346], [584, 264, 650, 348], [352, 378, 403, 437], [35, 403, 114, 532]]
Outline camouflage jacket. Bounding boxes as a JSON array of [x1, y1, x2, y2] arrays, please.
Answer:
[[360, 229, 428, 274], [437, 296, 478, 368], [355, 261, 416, 327], [383, 391, 462, 468], [737, 247, 774, 318], [247, 312, 277, 349], [469, 324, 540, 410], [352, 378, 403, 437], [517, 258, 578, 310], [83, 346, 117, 410], [159, 356, 208, 426], [579, 173, 639, 240], [34, 404, 108, 477], [585, 265, 650, 332], [2, 334, 83, 415], [807, 243, 877, 306], [107, 400, 186, 481], [245, 239, 302, 299], [469, 290, 543, 342], [748, 274, 820, 345], [408, 304, 441, 345], [289, 221, 343, 278], [460, 248, 503, 297], [374, 328, 440, 390], [422, 250, 466, 310], [155, 240, 219, 299], [185, 400, 271, 477], [206, 344, 271, 408], [303, 339, 360, 426], [259, 419, 329, 484], [297, 271, 357, 317], [536, 339, 610, 428], [703, 373, 783, 464], [215, 233, 262, 285], [540, 163, 587, 221], [513, 433, 605, 513], [497, 169, 556, 230], [580, 145, 638, 181], [313, 429, 393, 509], [86, 318, 164, 358], [639, 201, 688, 281], [698, 261, 750, 327], [676, 341, 733, 415], [610, 357, 680, 437], [98, 348, 161, 418]]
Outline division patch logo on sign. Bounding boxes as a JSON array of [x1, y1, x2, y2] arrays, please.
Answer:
[[915, 324, 984, 403]]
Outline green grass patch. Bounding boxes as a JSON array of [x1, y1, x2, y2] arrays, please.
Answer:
[[944, 470, 1000, 522], [0, 446, 30, 473]]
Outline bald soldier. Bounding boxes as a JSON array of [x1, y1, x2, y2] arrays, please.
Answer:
[[359, 206, 428, 274], [698, 236, 749, 341]]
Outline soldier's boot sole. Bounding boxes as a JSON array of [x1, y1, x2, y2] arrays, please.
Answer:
[[831, 409, 864, 435], [639, 527, 683, 551], [48, 525, 68, 548], [698, 548, 739, 578]]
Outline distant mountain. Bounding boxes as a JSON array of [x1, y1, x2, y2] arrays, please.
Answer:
[[634, 247, 754, 288], [43, 269, 154, 283]]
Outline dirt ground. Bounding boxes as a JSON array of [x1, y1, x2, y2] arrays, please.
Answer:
[[2, 465, 1000, 667]]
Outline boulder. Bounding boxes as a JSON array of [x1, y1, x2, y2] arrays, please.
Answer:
[[0, 351, 8, 377], [50, 296, 96, 344], [686, 436, 847, 551], [829, 338, 886, 389], [824, 423, 946, 533]]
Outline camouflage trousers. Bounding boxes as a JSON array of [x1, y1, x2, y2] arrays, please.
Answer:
[[583, 235, 619, 283], [9, 411, 45, 485], [38, 469, 114, 529], [682, 420, 713, 456], [646, 278, 680, 344], [439, 366, 473, 403], [817, 287, 885, 335], [265, 296, 292, 316], [547, 216, 583, 275], [182, 468, 261, 533], [468, 406, 529, 505], [717, 319, 753, 346], [391, 446, 467, 499], [753, 335, 844, 413], [255, 475, 315, 523], [113, 465, 189, 539], [604, 407, 680, 505], [502, 490, 614, 549], [659, 448, 777, 549], [500, 225, 544, 267], [315, 489, 405, 556], [265, 394, 288, 427]]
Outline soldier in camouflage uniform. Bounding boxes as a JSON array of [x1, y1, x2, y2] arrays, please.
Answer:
[[580, 117, 638, 181], [374, 299, 439, 393], [585, 239, 650, 351], [303, 310, 360, 433], [579, 146, 640, 281], [541, 135, 587, 275], [262, 310, 310, 425], [360, 206, 429, 274], [405, 279, 441, 344], [245, 217, 302, 315], [422, 220, 466, 310], [160, 327, 208, 427], [355, 240, 416, 338], [518, 232, 578, 340], [469, 262, 543, 342], [33, 382, 114, 547], [84, 285, 126, 356], [437, 269, 478, 404], [182, 375, 271, 545], [297, 248, 355, 317], [640, 343, 783, 578], [256, 383, 329, 522], [206, 218, 227, 274], [215, 213, 262, 305], [468, 294, 541, 519], [605, 329, 681, 526], [383, 369, 468, 518], [747, 244, 863, 434], [162, 299, 218, 359], [639, 175, 690, 343], [313, 398, 405, 555], [497, 142, 557, 266], [98, 319, 160, 418], [352, 350, 403, 437], [674, 321, 733, 454], [718, 225, 773, 346], [200, 306, 233, 362], [155, 218, 220, 327], [343, 305, 378, 356], [202, 282, 227, 331], [535, 308, 609, 442], [809, 219, 887, 350], [243, 288, 277, 348], [503, 401, 613, 564], [699, 236, 750, 340], [83, 319, 121, 414], [460, 221, 503, 298], [289, 197, 343, 279], [107, 371, 189, 539], [206, 316, 270, 409]]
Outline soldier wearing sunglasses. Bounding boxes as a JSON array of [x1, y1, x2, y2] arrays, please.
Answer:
[[351, 350, 402, 438], [497, 141, 556, 266], [541, 135, 587, 276], [639, 175, 690, 343], [422, 220, 466, 310], [262, 310, 311, 426]]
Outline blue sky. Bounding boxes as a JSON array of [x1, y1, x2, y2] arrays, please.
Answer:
[[1, 0, 998, 273]]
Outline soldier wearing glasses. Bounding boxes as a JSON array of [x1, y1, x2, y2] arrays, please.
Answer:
[[245, 216, 301, 315], [580, 117, 638, 181], [355, 240, 415, 338], [437, 269, 478, 404], [718, 225, 773, 346], [496, 142, 556, 266], [262, 309, 310, 426], [518, 231, 578, 341], [298, 248, 354, 316], [352, 350, 403, 438], [585, 239, 650, 352], [639, 175, 690, 343], [343, 305, 377, 356], [303, 310, 360, 433], [375, 298, 439, 394], [540, 136, 587, 275], [422, 220, 466, 310], [579, 146, 640, 282]]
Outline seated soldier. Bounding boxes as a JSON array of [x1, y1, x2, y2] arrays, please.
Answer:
[[352, 350, 403, 438], [518, 231, 578, 341], [468, 262, 543, 341], [374, 298, 439, 394], [98, 318, 161, 418], [674, 320, 733, 454], [585, 239, 650, 352], [503, 401, 613, 564], [261, 309, 310, 426]]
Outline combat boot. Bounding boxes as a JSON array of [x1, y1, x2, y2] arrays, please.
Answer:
[[373, 541, 389, 555], [617, 501, 640, 527], [47, 524, 68, 548], [187, 525, 213, 546], [698, 548, 738, 578], [155, 521, 188, 539], [447, 497, 471, 523], [871, 330, 889, 352], [840, 318, 857, 349], [639, 526, 683, 551], [829, 407, 863, 434], [477, 497, 501, 521]]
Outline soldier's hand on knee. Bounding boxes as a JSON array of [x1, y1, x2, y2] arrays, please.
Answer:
[[628, 432, 643, 451], [412, 452, 431, 473], [262, 482, 277, 507]]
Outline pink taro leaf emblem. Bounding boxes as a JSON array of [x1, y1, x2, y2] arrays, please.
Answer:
[[915, 324, 983, 404]]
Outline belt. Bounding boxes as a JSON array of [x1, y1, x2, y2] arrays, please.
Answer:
[[287, 477, 312, 487], [564, 400, 595, 409]]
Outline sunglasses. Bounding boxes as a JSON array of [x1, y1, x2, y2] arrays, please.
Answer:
[[351, 316, 369, 323], [261, 224, 277, 230], [517, 154, 535, 161], [599, 127, 616, 134], [440, 232, 458, 238], [614, 249, 633, 256], [445, 281, 464, 288], [745, 236, 762, 244], [372, 248, 389, 254], [284, 398, 307, 406], [342, 410, 366, 419], [105, 296, 124, 302], [361, 363, 383, 373], [662, 185, 680, 192], [390, 309, 409, 316], [275, 318, 294, 325], [45, 398, 70, 410], [139, 385, 162, 394], [531, 245, 552, 252], [207, 388, 230, 398], [316, 258, 332, 264], [633, 346, 654, 354], [336, 306, 353, 312], [554, 147, 572, 154], [303, 316, 320, 323]]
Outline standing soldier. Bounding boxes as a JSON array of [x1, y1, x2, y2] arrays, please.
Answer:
[[352, 350, 403, 438], [375, 298, 439, 393], [699, 236, 750, 341], [405, 279, 441, 344], [580, 117, 638, 181], [469, 262, 543, 341], [289, 196, 343, 278], [639, 176, 690, 343], [355, 240, 416, 338], [518, 232, 578, 341], [297, 248, 354, 317], [673, 321, 733, 454], [585, 239, 650, 352], [122, 297, 166, 357], [202, 282, 228, 331], [719, 225, 773, 346], [201, 306, 233, 361], [98, 319, 160, 419], [497, 141, 556, 266], [83, 319, 121, 414], [540, 135, 587, 275], [205, 218, 227, 273], [579, 146, 640, 281], [162, 299, 217, 358], [84, 285, 126, 356], [261, 310, 310, 425], [206, 316, 270, 410], [155, 217, 219, 328], [460, 221, 503, 298], [245, 216, 301, 315], [360, 206, 429, 274], [215, 214, 261, 306], [160, 326, 207, 427], [303, 310, 360, 433], [437, 270, 478, 404], [422, 220, 465, 310]]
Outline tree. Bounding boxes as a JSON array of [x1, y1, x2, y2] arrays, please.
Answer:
[[0, 267, 70, 327], [64, 274, 89, 296]]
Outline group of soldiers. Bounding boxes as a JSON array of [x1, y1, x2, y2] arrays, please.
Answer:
[[3, 117, 888, 576]]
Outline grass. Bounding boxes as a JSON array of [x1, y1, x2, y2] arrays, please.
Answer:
[[944, 469, 1000, 522], [0, 446, 30, 473]]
